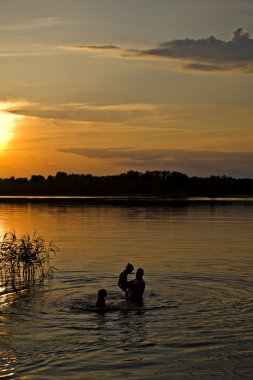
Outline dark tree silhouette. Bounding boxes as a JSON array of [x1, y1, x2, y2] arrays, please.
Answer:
[[0, 170, 252, 196]]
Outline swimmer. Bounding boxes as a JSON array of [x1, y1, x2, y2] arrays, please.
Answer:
[[128, 268, 145, 302], [118, 263, 134, 294], [96, 288, 107, 307]]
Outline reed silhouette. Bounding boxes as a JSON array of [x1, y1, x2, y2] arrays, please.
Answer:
[[0, 232, 56, 292]]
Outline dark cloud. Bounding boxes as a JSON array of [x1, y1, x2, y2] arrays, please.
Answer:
[[70, 27, 253, 73], [74, 44, 119, 50], [232, 27, 250, 41], [183, 63, 227, 71], [56, 148, 253, 177], [143, 27, 253, 72]]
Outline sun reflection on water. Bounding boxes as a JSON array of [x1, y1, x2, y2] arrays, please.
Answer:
[[0, 286, 5, 292], [0, 288, 9, 309], [0, 350, 16, 379], [0, 299, 17, 379]]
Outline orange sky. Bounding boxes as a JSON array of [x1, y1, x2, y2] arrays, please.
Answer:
[[1, 0, 253, 178]]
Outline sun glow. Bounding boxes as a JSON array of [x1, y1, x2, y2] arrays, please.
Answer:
[[0, 112, 15, 148], [0, 107, 23, 149], [0, 100, 29, 149]]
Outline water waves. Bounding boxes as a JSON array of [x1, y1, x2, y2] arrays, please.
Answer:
[[1, 202, 253, 379], [1, 270, 253, 379]]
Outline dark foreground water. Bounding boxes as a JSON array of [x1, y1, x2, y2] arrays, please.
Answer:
[[0, 198, 253, 379]]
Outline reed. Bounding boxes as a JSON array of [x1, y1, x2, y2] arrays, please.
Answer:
[[0, 232, 56, 292]]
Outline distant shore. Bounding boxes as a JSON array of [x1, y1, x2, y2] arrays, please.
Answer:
[[0, 195, 253, 206], [1, 171, 253, 199]]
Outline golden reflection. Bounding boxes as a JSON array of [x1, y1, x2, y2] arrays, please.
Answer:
[[0, 349, 16, 379], [0, 303, 17, 378], [0, 287, 8, 309], [0, 222, 6, 240]]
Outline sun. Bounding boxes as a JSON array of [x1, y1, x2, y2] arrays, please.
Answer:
[[0, 100, 28, 149], [0, 111, 20, 149]]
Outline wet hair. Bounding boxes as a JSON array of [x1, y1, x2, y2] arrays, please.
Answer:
[[97, 288, 107, 298], [136, 268, 144, 279], [96, 288, 107, 308], [126, 263, 134, 272]]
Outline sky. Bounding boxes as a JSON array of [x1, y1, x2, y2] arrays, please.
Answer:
[[1, 0, 253, 178]]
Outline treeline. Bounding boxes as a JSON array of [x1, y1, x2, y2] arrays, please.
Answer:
[[0, 170, 253, 196]]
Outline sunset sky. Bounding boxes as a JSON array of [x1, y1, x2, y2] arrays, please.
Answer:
[[1, 0, 253, 178]]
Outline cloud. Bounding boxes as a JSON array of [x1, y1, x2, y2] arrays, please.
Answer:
[[0, 17, 76, 57], [63, 44, 127, 59], [0, 99, 33, 112], [56, 147, 253, 177], [5, 100, 162, 123], [67, 27, 253, 73], [0, 42, 60, 57], [59, 103, 159, 112], [14, 82, 49, 88], [78, 45, 119, 50], [0, 17, 76, 31], [144, 27, 253, 72], [62, 41, 140, 59]]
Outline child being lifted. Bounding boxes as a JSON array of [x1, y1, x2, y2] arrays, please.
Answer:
[[118, 263, 134, 297]]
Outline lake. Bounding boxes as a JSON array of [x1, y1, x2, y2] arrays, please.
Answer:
[[1, 198, 253, 379]]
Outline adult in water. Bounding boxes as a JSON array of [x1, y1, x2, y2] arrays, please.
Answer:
[[128, 268, 145, 302], [118, 263, 134, 295]]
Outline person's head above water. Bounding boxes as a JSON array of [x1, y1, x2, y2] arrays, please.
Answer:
[[126, 263, 134, 273], [98, 288, 107, 298], [136, 268, 144, 280], [96, 288, 107, 307]]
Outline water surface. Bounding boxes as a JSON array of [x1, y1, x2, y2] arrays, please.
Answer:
[[1, 199, 253, 379]]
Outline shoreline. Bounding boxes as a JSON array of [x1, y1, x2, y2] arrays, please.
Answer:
[[0, 195, 253, 205]]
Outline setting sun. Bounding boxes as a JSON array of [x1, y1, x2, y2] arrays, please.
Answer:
[[0, 111, 22, 150], [0, 112, 17, 149]]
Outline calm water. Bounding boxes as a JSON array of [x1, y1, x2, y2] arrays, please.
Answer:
[[0, 199, 253, 379]]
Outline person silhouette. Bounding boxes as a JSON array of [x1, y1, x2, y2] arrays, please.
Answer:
[[128, 268, 145, 302], [118, 263, 134, 295], [96, 288, 107, 307]]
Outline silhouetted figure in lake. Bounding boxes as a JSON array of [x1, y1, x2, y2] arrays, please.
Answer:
[[118, 263, 134, 296], [128, 268, 145, 303], [96, 288, 107, 307]]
